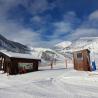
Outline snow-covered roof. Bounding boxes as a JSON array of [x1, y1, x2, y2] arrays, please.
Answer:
[[73, 49, 90, 53], [0, 50, 40, 60]]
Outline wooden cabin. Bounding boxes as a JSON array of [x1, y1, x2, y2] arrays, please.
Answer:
[[73, 49, 91, 71], [0, 50, 41, 75]]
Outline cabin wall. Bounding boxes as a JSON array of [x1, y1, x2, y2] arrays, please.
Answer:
[[0, 53, 11, 73], [10, 59, 19, 75], [4, 57, 11, 73], [73, 50, 91, 71], [33, 61, 38, 71], [9, 58, 40, 75], [0, 52, 41, 75]]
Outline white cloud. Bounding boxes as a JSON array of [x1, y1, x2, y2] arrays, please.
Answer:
[[0, 22, 41, 46], [31, 16, 42, 23], [89, 10, 98, 20], [54, 22, 72, 33], [62, 10, 98, 41], [52, 11, 77, 39], [0, 0, 22, 16], [64, 11, 76, 21], [22, 0, 48, 15], [52, 22, 72, 39], [0, 17, 62, 48], [0, 0, 54, 16], [66, 28, 98, 41], [31, 38, 64, 48], [1, 1, 98, 48], [0, 0, 47, 47], [21, 0, 55, 15], [0, 0, 61, 48]]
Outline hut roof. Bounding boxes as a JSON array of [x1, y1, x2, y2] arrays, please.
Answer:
[[0, 50, 40, 60], [73, 49, 90, 53]]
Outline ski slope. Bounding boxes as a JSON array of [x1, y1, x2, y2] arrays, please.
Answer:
[[0, 62, 98, 98]]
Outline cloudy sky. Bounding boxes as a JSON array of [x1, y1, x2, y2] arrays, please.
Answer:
[[0, 0, 98, 47]]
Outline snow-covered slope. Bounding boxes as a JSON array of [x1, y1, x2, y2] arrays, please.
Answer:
[[0, 63, 98, 98], [55, 37, 98, 53], [30, 47, 65, 60], [54, 37, 98, 61], [71, 37, 98, 53], [29, 47, 65, 66], [0, 34, 29, 53], [0, 34, 65, 66]]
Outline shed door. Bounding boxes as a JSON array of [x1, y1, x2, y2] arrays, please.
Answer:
[[76, 52, 84, 70]]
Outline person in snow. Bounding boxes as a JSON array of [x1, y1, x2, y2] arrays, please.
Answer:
[[90, 51, 96, 71]]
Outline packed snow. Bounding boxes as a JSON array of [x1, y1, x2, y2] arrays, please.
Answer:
[[0, 37, 98, 98], [0, 50, 40, 59], [0, 61, 98, 98]]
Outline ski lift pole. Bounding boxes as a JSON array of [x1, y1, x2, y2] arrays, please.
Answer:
[[65, 58, 67, 69], [50, 59, 53, 69]]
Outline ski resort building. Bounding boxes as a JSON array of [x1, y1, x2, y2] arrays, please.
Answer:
[[0, 50, 41, 75], [73, 49, 91, 71]]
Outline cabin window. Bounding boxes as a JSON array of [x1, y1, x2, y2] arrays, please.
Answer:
[[18, 63, 33, 70], [77, 52, 83, 61]]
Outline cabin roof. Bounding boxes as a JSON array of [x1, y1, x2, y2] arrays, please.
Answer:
[[0, 50, 40, 60], [73, 49, 90, 53]]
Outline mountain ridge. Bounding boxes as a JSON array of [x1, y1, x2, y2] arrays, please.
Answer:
[[0, 34, 30, 53]]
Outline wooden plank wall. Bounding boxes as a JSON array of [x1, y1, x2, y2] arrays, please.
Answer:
[[73, 49, 91, 71]]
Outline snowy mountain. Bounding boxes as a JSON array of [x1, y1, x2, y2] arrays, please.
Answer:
[[54, 37, 98, 61], [30, 47, 65, 60], [0, 34, 65, 66], [55, 41, 72, 49], [29, 47, 65, 66], [71, 37, 98, 53], [0, 34, 30, 53], [55, 37, 98, 53], [2, 33, 98, 63]]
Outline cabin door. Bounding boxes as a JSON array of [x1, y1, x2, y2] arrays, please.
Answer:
[[76, 52, 84, 70]]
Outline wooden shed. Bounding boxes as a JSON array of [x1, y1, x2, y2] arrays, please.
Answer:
[[0, 50, 41, 75], [73, 49, 91, 71]]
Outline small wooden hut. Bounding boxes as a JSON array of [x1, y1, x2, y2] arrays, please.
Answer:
[[73, 49, 91, 71], [0, 50, 41, 75]]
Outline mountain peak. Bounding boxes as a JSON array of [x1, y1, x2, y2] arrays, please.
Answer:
[[55, 41, 72, 49], [0, 34, 29, 53]]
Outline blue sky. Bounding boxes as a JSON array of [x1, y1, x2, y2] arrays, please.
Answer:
[[0, 0, 98, 47]]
